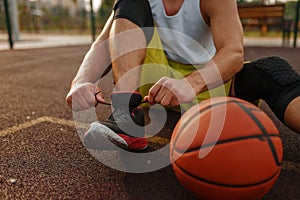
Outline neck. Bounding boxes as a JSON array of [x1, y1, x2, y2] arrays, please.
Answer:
[[163, 0, 184, 16]]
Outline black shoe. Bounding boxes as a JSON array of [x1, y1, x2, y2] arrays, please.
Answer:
[[83, 92, 148, 151]]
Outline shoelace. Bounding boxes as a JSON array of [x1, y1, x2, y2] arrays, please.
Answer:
[[95, 91, 148, 106], [96, 100, 148, 106]]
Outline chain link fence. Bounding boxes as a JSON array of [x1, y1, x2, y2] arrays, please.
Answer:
[[1, 0, 299, 48], [0, 0, 114, 35]]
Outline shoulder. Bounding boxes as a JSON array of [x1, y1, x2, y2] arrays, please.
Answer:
[[201, 0, 239, 22]]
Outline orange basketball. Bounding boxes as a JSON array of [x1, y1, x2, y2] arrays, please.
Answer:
[[170, 97, 283, 200]]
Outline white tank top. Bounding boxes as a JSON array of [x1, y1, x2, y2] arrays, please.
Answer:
[[148, 0, 216, 65]]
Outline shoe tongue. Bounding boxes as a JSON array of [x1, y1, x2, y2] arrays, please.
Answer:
[[111, 92, 142, 109]]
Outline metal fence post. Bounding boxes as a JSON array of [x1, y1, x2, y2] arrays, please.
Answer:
[[4, 0, 13, 49], [90, 0, 96, 42], [10, 0, 20, 41], [293, 0, 300, 48]]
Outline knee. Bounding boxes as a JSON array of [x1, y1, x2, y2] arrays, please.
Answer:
[[251, 56, 300, 121], [250, 56, 300, 86], [235, 56, 300, 123]]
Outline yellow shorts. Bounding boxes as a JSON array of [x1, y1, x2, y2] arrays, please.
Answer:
[[138, 27, 231, 112]]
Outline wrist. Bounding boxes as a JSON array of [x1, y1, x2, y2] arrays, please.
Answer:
[[71, 78, 93, 88], [185, 71, 206, 95]]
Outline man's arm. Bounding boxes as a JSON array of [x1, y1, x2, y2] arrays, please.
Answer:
[[186, 0, 244, 94], [66, 13, 114, 111], [146, 0, 244, 106], [72, 12, 114, 85]]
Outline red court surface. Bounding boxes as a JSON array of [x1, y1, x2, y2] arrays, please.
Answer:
[[0, 45, 299, 199]]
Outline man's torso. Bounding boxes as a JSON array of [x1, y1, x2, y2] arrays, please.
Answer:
[[147, 0, 216, 65]]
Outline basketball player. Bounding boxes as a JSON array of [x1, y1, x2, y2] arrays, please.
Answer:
[[66, 0, 300, 151]]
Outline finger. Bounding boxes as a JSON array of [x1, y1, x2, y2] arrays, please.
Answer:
[[93, 88, 101, 106], [81, 88, 96, 106], [94, 88, 102, 96], [67, 92, 81, 111], [148, 84, 162, 104], [154, 88, 166, 104], [95, 92, 106, 104], [70, 97, 81, 111], [170, 97, 180, 107], [154, 85, 174, 104], [144, 95, 149, 102], [95, 92, 111, 106], [79, 94, 91, 110], [84, 93, 97, 108], [72, 102, 81, 112], [160, 92, 173, 106], [71, 92, 90, 111], [66, 95, 73, 109], [144, 95, 153, 105]]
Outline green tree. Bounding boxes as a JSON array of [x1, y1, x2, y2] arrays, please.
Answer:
[[0, 2, 5, 31], [97, 0, 114, 28], [285, 1, 297, 19]]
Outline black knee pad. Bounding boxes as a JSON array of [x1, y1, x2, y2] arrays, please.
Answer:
[[235, 56, 300, 122], [113, 0, 154, 44]]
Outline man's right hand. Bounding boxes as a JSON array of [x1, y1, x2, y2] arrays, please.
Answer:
[[66, 83, 106, 111]]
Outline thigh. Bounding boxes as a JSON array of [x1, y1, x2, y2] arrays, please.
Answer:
[[113, 0, 154, 44], [234, 56, 300, 122], [139, 27, 171, 97]]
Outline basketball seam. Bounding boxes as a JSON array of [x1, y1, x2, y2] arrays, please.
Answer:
[[171, 99, 235, 160], [171, 99, 282, 167], [174, 134, 281, 154], [173, 161, 281, 188], [173, 100, 233, 144], [233, 99, 282, 166]]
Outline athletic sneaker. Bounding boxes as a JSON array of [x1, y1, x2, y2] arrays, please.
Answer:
[[83, 92, 148, 151]]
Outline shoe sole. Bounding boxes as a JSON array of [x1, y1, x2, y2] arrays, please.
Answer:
[[83, 122, 128, 150]]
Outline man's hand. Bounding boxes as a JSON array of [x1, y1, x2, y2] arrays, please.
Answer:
[[66, 83, 106, 111], [145, 77, 196, 107]]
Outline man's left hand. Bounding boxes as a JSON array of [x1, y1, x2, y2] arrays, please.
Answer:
[[144, 77, 196, 107]]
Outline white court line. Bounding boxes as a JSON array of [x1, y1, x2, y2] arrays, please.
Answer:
[[0, 117, 48, 137], [0, 54, 80, 72], [0, 57, 54, 71], [0, 116, 169, 144], [0, 116, 299, 173], [0, 116, 86, 137]]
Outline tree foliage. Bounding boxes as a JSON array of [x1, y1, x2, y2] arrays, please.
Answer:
[[285, 1, 298, 19], [97, 0, 114, 28]]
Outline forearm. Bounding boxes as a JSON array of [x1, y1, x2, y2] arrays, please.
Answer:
[[71, 13, 114, 88], [186, 46, 244, 95], [72, 42, 111, 86], [188, 0, 245, 95]]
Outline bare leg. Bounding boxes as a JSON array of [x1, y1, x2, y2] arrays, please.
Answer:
[[284, 96, 300, 133], [109, 18, 147, 91]]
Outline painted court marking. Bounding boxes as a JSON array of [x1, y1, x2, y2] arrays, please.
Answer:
[[0, 116, 169, 146], [0, 116, 299, 173]]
